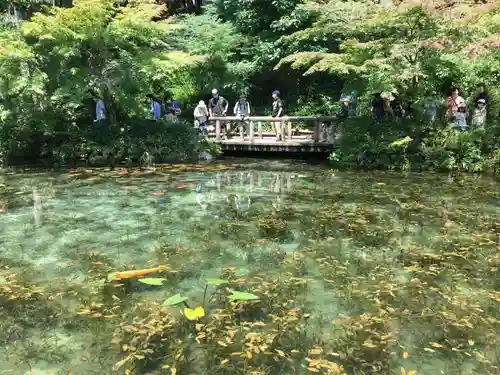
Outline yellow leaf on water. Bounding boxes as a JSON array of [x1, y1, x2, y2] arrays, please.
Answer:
[[276, 349, 285, 357], [403, 351, 408, 359], [309, 348, 323, 355], [220, 359, 229, 366], [171, 368, 177, 375], [408, 371, 417, 375], [183, 306, 205, 321], [246, 351, 253, 359], [430, 343, 442, 348]]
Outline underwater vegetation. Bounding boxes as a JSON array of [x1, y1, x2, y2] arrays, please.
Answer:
[[0, 161, 498, 374]]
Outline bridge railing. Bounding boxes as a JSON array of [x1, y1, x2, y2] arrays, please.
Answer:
[[208, 116, 338, 143]]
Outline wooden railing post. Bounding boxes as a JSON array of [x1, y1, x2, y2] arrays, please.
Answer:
[[287, 121, 292, 141], [314, 120, 320, 143], [249, 120, 254, 143], [280, 120, 285, 141], [239, 120, 244, 139], [215, 120, 221, 141], [258, 121, 263, 139]]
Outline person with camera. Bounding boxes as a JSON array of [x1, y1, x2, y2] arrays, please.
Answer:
[[446, 87, 468, 131]]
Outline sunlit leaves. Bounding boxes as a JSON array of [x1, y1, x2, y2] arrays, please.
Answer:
[[162, 293, 188, 306], [278, 0, 500, 95], [206, 278, 229, 285], [228, 291, 259, 301], [183, 306, 205, 320]]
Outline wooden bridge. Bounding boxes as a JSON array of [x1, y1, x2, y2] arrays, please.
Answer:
[[207, 116, 338, 153]]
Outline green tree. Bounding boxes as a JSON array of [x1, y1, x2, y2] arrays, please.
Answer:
[[0, 0, 204, 162], [279, 1, 500, 104]]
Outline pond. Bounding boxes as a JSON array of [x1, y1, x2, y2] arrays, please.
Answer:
[[0, 159, 498, 375]]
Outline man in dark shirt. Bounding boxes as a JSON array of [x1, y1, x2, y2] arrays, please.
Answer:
[[208, 88, 230, 138], [271, 90, 283, 141]]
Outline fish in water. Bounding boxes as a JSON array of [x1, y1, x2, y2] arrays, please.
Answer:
[[150, 191, 164, 196], [111, 266, 167, 280], [173, 183, 197, 189]]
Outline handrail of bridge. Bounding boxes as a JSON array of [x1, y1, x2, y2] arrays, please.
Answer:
[[208, 116, 338, 143]]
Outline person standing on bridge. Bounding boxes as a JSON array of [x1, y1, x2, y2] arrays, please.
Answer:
[[233, 94, 251, 137], [271, 90, 283, 141], [194, 100, 209, 137], [208, 88, 230, 138], [147, 95, 161, 121]]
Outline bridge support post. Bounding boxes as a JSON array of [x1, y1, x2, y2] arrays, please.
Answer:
[[287, 121, 292, 140], [258, 121, 263, 139]]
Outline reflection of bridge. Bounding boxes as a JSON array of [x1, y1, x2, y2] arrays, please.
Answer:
[[199, 171, 302, 212], [213, 171, 296, 194], [208, 116, 338, 153]]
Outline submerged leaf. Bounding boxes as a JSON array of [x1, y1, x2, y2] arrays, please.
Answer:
[[162, 293, 188, 306], [184, 306, 205, 320], [137, 278, 166, 285], [228, 291, 259, 301], [206, 278, 229, 285]]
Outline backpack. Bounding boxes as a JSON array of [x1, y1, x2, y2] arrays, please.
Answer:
[[236, 101, 249, 114]]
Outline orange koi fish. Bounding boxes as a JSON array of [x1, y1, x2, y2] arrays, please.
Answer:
[[112, 266, 167, 280]]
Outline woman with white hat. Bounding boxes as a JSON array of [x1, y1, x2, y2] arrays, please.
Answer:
[[194, 100, 209, 136]]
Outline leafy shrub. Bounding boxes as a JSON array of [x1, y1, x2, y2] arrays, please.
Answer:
[[331, 117, 500, 173]]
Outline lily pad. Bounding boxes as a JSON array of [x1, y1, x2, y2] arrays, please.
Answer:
[[228, 291, 259, 301], [206, 278, 229, 286], [137, 278, 166, 286], [183, 306, 205, 320], [162, 293, 188, 306]]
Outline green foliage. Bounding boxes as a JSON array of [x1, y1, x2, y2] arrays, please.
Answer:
[[331, 117, 500, 173], [0, 0, 208, 164]]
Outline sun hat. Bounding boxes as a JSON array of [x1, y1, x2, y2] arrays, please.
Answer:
[[272, 90, 280, 95]]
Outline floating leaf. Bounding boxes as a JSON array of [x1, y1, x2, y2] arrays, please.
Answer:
[[403, 351, 408, 359], [162, 293, 188, 306], [184, 306, 205, 320], [137, 278, 166, 286], [228, 291, 259, 301], [206, 278, 229, 285]]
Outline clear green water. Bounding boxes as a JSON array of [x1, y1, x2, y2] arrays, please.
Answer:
[[0, 160, 498, 375]]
